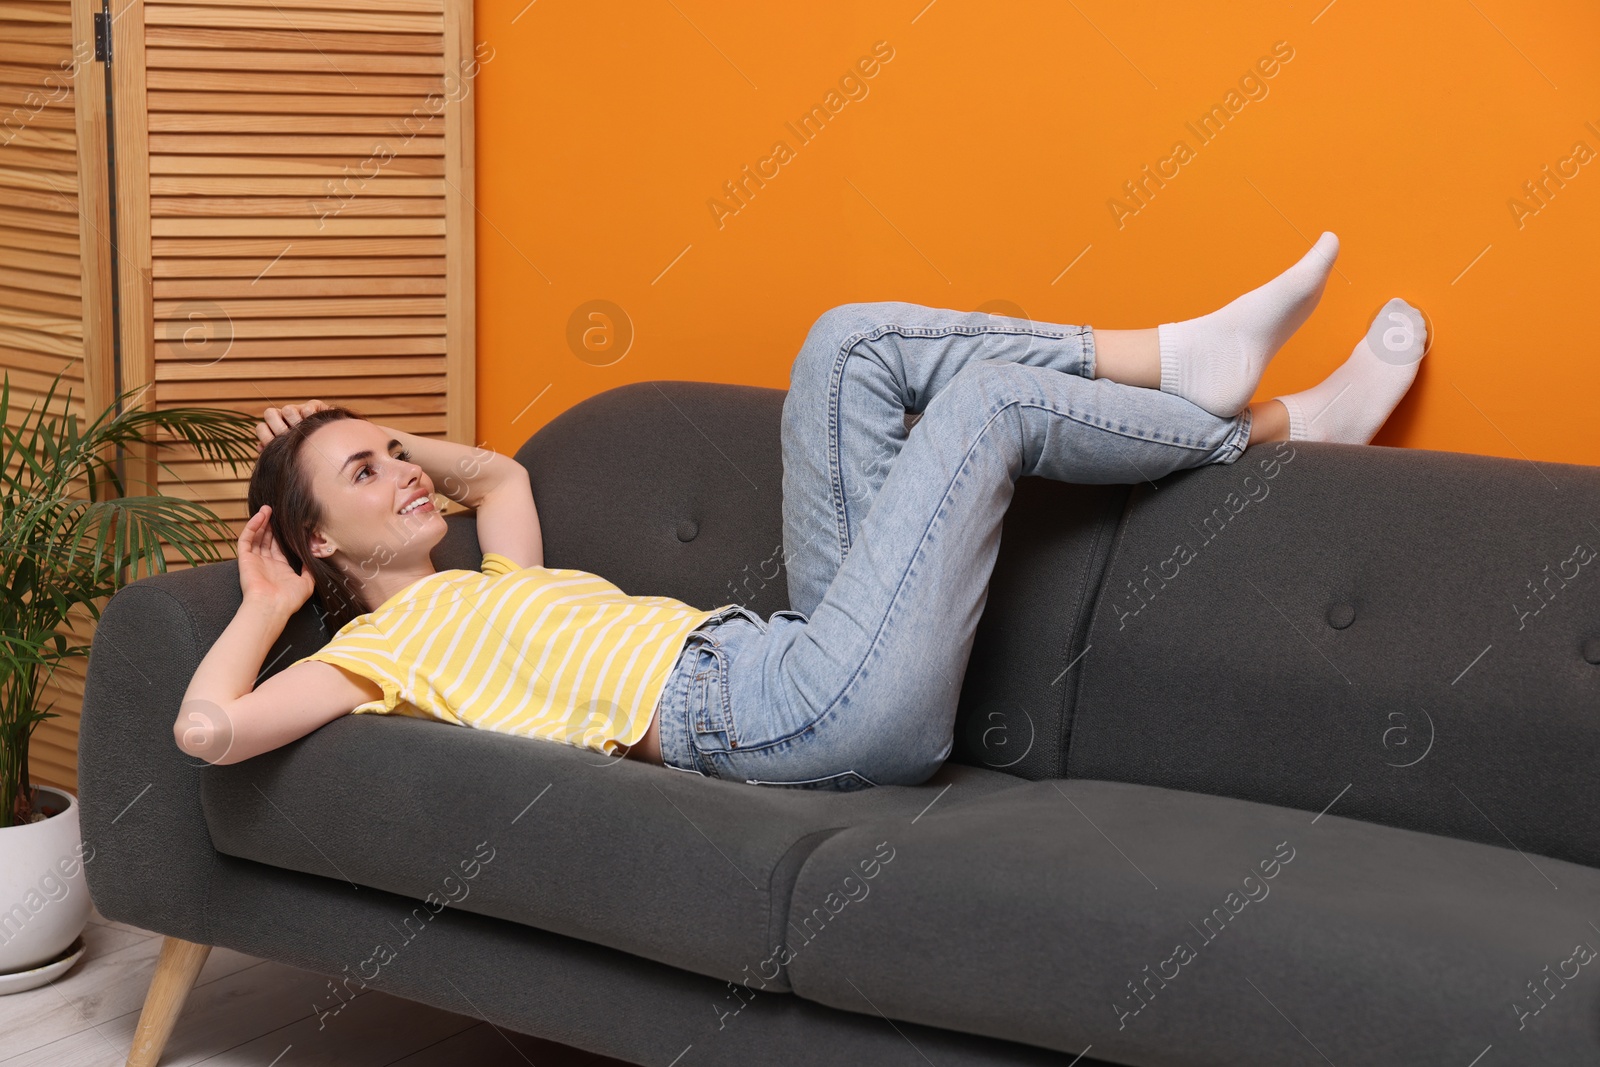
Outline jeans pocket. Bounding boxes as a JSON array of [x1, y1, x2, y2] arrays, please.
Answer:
[[741, 769, 879, 792], [688, 641, 739, 751]]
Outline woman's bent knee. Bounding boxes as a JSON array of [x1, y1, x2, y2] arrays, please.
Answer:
[[790, 302, 906, 404]]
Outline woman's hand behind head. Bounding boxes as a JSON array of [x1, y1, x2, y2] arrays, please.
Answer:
[[254, 399, 330, 452], [238, 504, 316, 617]]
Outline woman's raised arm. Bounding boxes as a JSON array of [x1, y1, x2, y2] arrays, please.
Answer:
[[255, 400, 525, 511], [365, 422, 521, 511], [174, 504, 319, 763]]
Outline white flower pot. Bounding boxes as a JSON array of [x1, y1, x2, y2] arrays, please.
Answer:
[[0, 785, 92, 991]]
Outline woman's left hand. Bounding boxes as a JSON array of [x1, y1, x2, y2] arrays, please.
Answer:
[[254, 400, 330, 452]]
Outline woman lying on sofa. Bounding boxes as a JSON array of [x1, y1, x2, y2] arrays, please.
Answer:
[[175, 230, 1427, 790]]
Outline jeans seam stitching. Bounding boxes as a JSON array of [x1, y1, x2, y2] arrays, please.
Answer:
[[1012, 398, 1228, 453], [810, 396, 1013, 727], [826, 317, 1093, 561]]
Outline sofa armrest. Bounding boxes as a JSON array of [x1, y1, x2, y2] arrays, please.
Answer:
[[80, 572, 223, 941], [78, 562, 321, 941]]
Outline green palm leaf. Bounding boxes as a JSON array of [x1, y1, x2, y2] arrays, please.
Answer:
[[0, 365, 262, 826]]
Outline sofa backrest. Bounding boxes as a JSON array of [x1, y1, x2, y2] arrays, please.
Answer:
[[1069, 437, 1600, 869], [514, 381, 800, 618], [520, 382, 1600, 869]]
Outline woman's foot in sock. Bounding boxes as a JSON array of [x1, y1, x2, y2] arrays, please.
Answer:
[[1156, 231, 1340, 418], [1275, 298, 1428, 444]]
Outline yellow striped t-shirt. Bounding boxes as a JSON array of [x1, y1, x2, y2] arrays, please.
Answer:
[[290, 552, 734, 756]]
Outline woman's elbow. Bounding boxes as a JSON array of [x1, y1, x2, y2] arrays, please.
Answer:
[[174, 698, 245, 765]]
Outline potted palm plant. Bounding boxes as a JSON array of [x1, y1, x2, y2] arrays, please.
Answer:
[[0, 366, 259, 992]]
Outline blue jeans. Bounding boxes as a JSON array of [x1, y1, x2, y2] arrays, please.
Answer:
[[655, 301, 1253, 790]]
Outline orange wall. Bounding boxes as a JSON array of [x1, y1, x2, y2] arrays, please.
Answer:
[[471, 0, 1600, 466]]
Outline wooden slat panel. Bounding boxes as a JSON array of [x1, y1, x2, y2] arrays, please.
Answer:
[[0, 83, 75, 107], [148, 91, 440, 114], [159, 372, 444, 400], [149, 132, 442, 155], [143, 8, 442, 35], [153, 475, 273, 504], [146, 48, 444, 73], [0, 327, 80, 358], [152, 254, 444, 276], [180, 315, 446, 338], [148, 112, 443, 134], [161, 457, 275, 480], [152, 217, 446, 236], [153, 396, 448, 419], [0, 143, 76, 170], [152, 195, 444, 218], [0, 3, 74, 23], [0, 224, 80, 254], [156, 353, 445, 378], [0, 41, 75, 63], [144, 26, 444, 53], [41, 670, 86, 704], [152, 154, 443, 176], [0, 264, 80, 295], [0, 104, 76, 129], [154, 294, 446, 317], [0, 283, 79, 316], [0, 21, 73, 43], [155, 335, 445, 359], [0, 340, 91, 370], [0, 203, 79, 234], [29, 735, 84, 794], [0, 162, 80, 193], [0, 182, 76, 211], [146, 0, 444, 15], [0, 60, 77, 81], [0, 356, 86, 395], [0, 304, 82, 338], [154, 275, 444, 297], [0, 167, 77, 206], [151, 176, 443, 196], [152, 235, 445, 255], [0, 267, 81, 300], [146, 69, 441, 94], [6, 244, 100, 277], [2, 125, 76, 150]]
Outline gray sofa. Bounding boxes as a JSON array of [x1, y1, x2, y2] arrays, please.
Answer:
[[80, 380, 1600, 1066]]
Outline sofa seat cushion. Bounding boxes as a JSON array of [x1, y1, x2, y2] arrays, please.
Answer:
[[784, 778, 1600, 1066], [198, 714, 1027, 992]]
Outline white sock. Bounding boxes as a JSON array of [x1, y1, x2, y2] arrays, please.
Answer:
[[1276, 298, 1428, 444], [1156, 231, 1340, 418]]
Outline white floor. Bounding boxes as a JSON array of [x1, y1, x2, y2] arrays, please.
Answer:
[[0, 903, 619, 1066]]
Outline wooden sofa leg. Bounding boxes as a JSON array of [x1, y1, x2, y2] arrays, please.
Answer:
[[126, 936, 212, 1067]]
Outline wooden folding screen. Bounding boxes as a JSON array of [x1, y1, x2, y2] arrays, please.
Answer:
[[2, 0, 477, 791], [0, 0, 115, 790], [111, 0, 478, 574]]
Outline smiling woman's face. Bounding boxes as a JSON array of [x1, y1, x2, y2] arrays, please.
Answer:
[[298, 418, 445, 577]]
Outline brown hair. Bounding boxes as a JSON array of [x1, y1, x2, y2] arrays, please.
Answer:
[[246, 404, 376, 635]]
